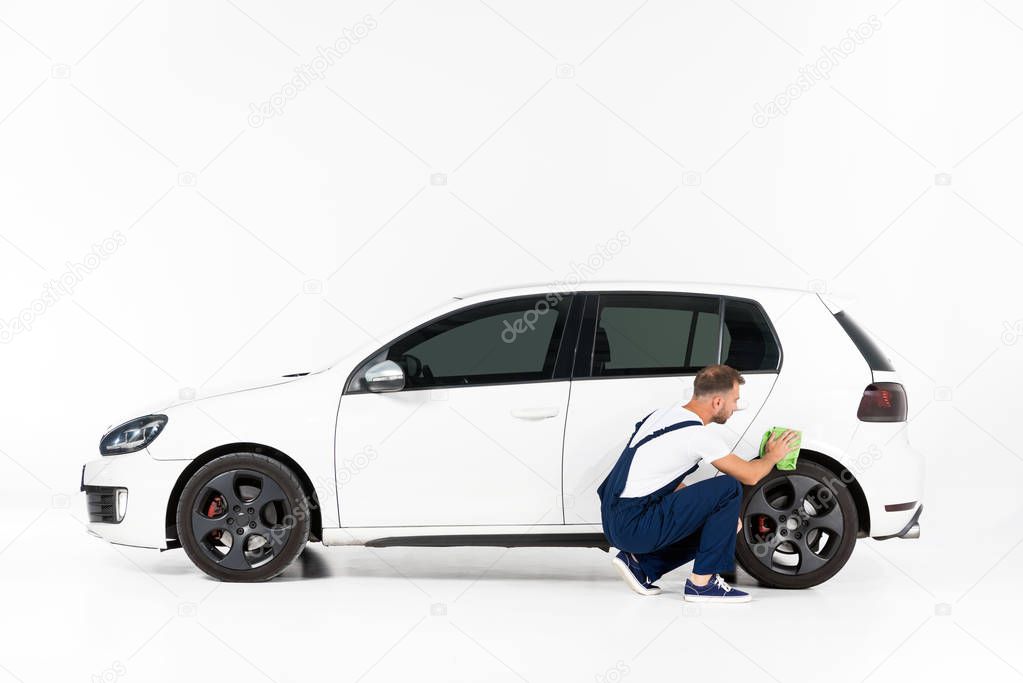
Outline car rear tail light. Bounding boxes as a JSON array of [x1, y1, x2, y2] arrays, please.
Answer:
[[857, 382, 908, 422]]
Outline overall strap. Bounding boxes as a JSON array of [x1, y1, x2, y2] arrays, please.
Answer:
[[633, 419, 703, 449], [625, 411, 657, 448]]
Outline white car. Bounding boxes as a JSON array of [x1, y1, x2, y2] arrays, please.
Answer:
[[81, 281, 924, 587]]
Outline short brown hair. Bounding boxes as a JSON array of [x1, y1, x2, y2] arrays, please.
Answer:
[[692, 364, 745, 398]]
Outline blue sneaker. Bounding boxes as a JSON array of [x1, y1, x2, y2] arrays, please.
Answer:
[[610, 549, 661, 595], [683, 574, 751, 603]]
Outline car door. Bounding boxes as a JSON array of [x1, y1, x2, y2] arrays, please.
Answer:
[[561, 292, 782, 524], [335, 293, 579, 527]]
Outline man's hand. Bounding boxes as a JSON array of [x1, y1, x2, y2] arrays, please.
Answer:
[[673, 481, 687, 492], [764, 429, 799, 465]]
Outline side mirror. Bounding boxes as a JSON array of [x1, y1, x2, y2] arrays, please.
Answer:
[[364, 360, 405, 393]]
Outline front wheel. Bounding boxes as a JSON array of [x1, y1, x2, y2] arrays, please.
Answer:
[[176, 453, 311, 582], [735, 460, 858, 589]]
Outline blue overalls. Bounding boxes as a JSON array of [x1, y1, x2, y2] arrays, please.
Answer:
[[597, 411, 744, 582]]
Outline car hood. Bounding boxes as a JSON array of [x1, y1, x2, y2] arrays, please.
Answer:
[[172, 371, 320, 405], [101, 370, 325, 435]]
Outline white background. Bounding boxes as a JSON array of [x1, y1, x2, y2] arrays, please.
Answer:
[[1, 0, 1021, 681]]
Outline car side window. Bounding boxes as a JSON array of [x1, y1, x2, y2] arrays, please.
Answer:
[[592, 294, 720, 377], [721, 299, 780, 371], [357, 295, 571, 391]]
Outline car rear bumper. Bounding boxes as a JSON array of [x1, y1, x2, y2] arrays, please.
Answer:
[[838, 422, 925, 538], [873, 503, 922, 540]]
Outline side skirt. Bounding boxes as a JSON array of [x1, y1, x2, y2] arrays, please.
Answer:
[[322, 525, 609, 550]]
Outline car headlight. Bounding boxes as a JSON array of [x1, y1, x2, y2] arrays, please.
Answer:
[[99, 415, 168, 455]]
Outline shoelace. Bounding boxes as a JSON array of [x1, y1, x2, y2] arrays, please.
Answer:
[[713, 574, 733, 592]]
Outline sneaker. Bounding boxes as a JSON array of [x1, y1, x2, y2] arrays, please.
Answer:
[[683, 574, 751, 603], [610, 549, 661, 595]]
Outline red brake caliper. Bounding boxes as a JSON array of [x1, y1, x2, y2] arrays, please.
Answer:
[[757, 515, 771, 535], [207, 497, 222, 517], [207, 496, 224, 539]]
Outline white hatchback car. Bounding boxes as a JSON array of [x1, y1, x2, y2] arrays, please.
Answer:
[[82, 281, 924, 587]]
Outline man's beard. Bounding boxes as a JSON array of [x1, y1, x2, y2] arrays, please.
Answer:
[[710, 409, 729, 424]]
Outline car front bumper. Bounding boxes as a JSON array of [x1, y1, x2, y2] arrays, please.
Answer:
[[80, 452, 191, 549]]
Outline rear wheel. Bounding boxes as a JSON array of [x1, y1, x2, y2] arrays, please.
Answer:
[[176, 453, 311, 582], [735, 460, 858, 589]]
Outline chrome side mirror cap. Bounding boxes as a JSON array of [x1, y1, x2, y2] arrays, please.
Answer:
[[364, 360, 405, 393]]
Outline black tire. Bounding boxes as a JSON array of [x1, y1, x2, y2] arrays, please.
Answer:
[[735, 460, 858, 589], [176, 453, 311, 582]]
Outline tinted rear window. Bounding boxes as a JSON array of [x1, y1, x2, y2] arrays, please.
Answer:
[[721, 299, 781, 371], [593, 294, 720, 377], [834, 311, 895, 372]]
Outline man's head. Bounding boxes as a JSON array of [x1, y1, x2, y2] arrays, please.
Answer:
[[688, 364, 745, 424]]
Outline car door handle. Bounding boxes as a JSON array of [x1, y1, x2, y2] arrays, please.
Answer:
[[511, 407, 560, 420]]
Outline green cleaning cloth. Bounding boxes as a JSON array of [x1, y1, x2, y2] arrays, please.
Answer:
[[758, 427, 802, 470]]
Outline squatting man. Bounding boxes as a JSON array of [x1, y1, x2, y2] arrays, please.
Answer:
[[598, 364, 797, 603]]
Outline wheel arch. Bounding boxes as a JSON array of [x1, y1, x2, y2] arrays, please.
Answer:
[[797, 449, 870, 537], [164, 442, 324, 547]]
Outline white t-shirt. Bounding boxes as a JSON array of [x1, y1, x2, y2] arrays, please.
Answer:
[[619, 404, 733, 498]]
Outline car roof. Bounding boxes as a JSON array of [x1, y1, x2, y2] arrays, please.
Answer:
[[453, 280, 815, 301]]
